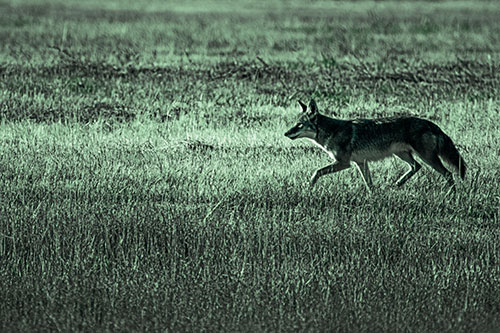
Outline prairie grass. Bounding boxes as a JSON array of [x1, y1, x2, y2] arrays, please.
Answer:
[[0, 0, 500, 331]]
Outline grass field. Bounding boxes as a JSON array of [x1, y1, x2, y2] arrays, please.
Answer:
[[1, 0, 500, 331]]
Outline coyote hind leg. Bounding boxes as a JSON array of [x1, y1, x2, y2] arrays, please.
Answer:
[[417, 152, 455, 187], [394, 151, 422, 187]]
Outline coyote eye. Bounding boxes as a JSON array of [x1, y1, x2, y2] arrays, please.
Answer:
[[297, 123, 304, 128]]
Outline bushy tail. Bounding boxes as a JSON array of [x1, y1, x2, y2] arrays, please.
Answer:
[[438, 133, 466, 180]]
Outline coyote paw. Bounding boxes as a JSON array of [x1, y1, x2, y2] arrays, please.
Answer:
[[310, 173, 319, 187]]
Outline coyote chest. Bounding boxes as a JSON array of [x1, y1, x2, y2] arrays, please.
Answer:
[[308, 139, 336, 159]]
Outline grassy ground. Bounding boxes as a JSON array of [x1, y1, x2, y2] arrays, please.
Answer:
[[1, 0, 500, 331]]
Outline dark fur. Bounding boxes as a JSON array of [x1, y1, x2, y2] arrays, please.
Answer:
[[285, 99, 466, 187]]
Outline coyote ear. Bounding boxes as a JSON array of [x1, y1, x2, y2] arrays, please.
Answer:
[[309, 99, 319, 114], [298, 100, 307, 113]]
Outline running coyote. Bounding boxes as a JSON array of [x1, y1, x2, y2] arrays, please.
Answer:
[[284, 99, 466, 189]]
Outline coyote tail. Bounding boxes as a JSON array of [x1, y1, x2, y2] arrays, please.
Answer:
[[438, 133, 466, 180]]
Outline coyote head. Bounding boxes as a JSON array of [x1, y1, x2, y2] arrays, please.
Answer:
[[284, 99, 319, 140]]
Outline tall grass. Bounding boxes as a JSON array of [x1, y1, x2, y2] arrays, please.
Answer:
[[1, 0, 499, 331]]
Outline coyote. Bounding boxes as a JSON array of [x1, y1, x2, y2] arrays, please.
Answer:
[[284, 99, 466, 189]]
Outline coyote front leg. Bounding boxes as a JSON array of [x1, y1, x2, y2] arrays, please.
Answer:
[[311, 161, 350, 187], [354, 160, 373, 191]]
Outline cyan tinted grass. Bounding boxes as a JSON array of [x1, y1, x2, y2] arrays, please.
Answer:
[[1, 1, 500, 331]]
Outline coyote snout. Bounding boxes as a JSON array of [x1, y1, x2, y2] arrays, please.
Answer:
[[285, 99, 466, 189]]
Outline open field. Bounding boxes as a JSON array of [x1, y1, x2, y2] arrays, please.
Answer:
[[1, 0, 500, 331]]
